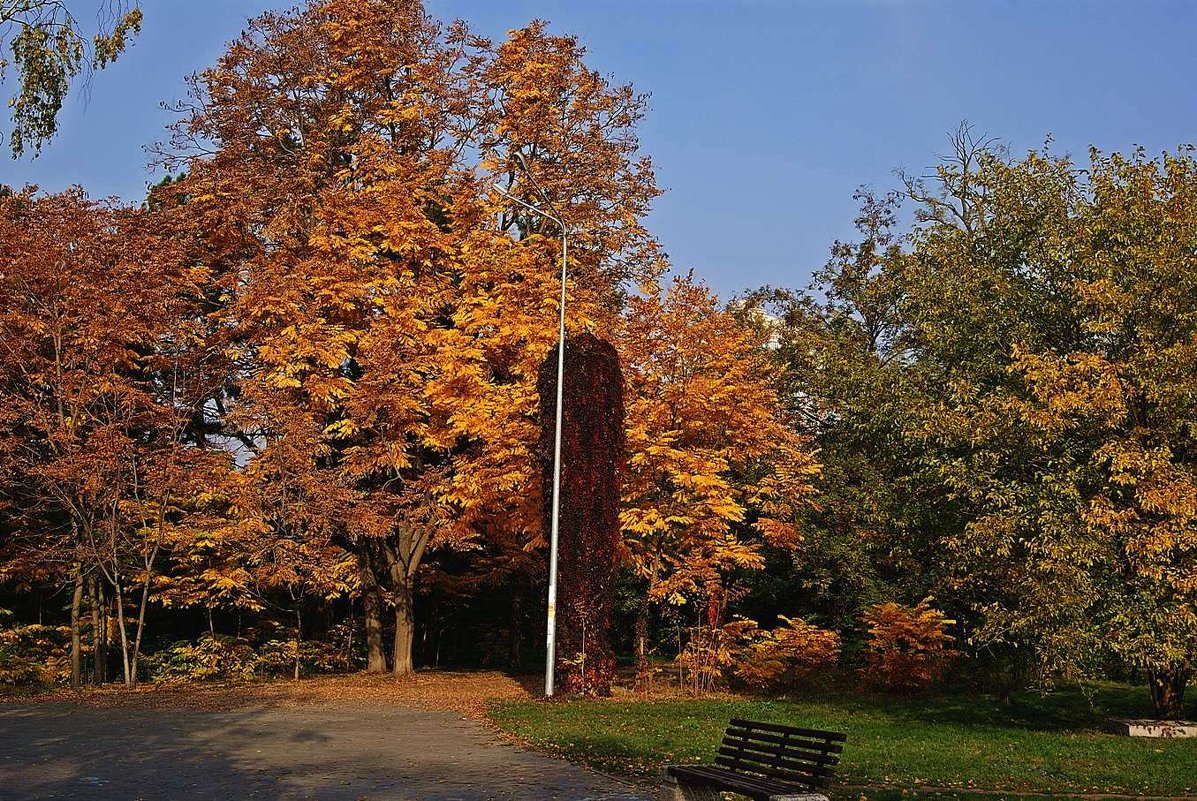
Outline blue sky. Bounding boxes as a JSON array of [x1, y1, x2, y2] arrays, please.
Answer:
[[4, 1, 1197, 296]]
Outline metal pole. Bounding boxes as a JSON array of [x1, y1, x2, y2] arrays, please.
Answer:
[[491, 181, 567, 697], [545, 230, 566, 697]]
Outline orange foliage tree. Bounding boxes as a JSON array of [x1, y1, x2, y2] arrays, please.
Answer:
[[0, 188, 224, 687], [735, 616, 841, 691], [616, 274, 820, 673], [153, 0, 661, 675]]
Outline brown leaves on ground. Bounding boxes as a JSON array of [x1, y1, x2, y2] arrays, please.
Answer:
[[0, 671, 533, 718]]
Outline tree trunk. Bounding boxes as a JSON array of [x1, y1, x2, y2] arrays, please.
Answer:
[[69, 565, 84, 689], [364, 589, 386, 673], [635, 600, 651, 691], [293, 603, 303, 681], [113, 576, 132, 688], [359, 545, 387, 673], [1148, 666, 1189, 719], [382, 533, 428, 679], [509, 590, 524, 670], [126, 542, 159, 689], [392, 577, 415, 677], [89, 576, 107, 685]]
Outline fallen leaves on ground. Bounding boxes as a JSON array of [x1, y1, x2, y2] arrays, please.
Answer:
[[0, 671, 534, 717]]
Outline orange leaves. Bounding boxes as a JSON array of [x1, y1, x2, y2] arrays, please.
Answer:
[[150, 0, 666, 636], [859, 600, 957, 692], [616, 274, 819, 608], [735, 616, 841, 690], [676, 615, 841, 693]]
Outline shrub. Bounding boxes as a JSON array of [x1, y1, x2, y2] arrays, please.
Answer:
[[144, 634, 260, 682], [0, 609, 71, 687], [859, 599, 957, 691], [678, 618, 760, 693], [735, 615, 840, 690], [145, 623, 361, 683]]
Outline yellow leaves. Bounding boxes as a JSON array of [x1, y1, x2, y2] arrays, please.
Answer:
[[734, 616, 840, 690], [616, 273, 820, 605], [1010, 346, 1128, 433], [322, 418, 358, 440], [200, 567, 254, 594]]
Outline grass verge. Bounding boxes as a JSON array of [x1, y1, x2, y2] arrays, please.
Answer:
[[488, 683, 1196, 799]]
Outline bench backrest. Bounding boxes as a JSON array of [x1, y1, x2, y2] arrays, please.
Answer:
[[714, 718, 846, 790]]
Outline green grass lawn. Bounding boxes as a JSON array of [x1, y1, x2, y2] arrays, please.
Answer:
[[488, 683, 1196, 799]]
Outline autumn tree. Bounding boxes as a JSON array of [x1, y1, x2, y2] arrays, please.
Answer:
[[155, 0, 661, 676], [617, 273, 820, 675], [0, 1, 142, 156], [0, 187, 221, 687]]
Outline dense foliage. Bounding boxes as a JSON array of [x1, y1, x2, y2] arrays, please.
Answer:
[[1, 2, 1193, 720], [758, 129, 1197, 717], [0, 0, 815, 695]]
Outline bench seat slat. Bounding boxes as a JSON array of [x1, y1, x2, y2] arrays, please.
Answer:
[[713, 761, 829, 789], [715, 748, 835, 777], [729, 718, 847, 742], [668, 765, 802, 801], [724, 727, 845, 755], [713, 756, 830, 788], [719, 737, 842, 764]]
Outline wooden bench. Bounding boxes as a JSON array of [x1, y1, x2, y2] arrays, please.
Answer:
[[661, 718, 847, 801]]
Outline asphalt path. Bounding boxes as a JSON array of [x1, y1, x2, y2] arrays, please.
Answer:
[[0, 699, 650, 800]]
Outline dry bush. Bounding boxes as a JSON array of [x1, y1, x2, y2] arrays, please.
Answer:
[[859, 599, 957, 691], [678, 619, 760, 693], [735, 615, 840, 690]]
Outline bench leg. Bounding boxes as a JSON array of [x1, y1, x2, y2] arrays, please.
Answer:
[[659, 772, 722, 801]]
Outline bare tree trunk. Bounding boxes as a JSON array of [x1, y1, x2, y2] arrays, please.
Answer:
[[509, 589, 524, 670], [1149, 666, 1189, 719], [128, 579, 150, 687], [88, 575, 107, 685], [392, 573, 415, 677], [69, 565, 84, 689], [382, 531, 430, 679], [113, 575, 132, 688], [127, 541, 160, 688], [358, 545, 387, 673], [293, 602, 303, 681], [635, 600, 651, 692]]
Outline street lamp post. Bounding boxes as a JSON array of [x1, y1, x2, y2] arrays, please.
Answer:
[[493, 180, 568, 698]]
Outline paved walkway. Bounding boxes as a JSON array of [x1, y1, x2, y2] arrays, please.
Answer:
[[0, 699, 650, 800]]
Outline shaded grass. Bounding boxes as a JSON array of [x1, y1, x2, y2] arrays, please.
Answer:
[[488, 683, 1197, 798]]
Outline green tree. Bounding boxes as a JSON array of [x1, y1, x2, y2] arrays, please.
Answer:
[[772, 129, 1197, 717], [751, 189, 947, 633], [0, 0, 141, 156]]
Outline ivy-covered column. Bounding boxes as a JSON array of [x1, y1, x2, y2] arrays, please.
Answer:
[[538, 332, 625, 696]]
